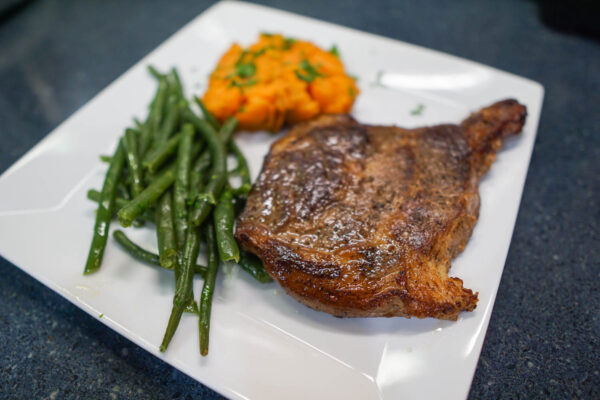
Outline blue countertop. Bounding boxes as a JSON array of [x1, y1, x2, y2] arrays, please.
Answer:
[[1, 0, 598, 398]]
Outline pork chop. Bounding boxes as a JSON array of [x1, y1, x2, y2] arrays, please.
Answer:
[[235, 99, 527, 320]]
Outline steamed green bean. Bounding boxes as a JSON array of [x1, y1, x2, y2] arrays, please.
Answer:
[[199, 222, 218, 356], [84, 140, 126, 275], [113, 230, 206, 275]]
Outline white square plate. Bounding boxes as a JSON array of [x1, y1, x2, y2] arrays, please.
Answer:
[[0, 2, 543, 399]]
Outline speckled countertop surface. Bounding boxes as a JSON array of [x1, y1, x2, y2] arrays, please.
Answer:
[[1, 0, 598, 399]]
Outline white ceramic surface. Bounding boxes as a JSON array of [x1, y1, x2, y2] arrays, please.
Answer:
[[0, 2, 544, 399]]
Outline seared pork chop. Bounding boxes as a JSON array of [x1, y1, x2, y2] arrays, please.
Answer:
[[236, 100, 527, 320]]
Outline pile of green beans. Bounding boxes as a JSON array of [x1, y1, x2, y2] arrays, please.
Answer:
[[83, 66, 271, 357]]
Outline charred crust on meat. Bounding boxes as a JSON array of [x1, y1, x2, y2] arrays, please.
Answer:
[[235, 100, 526, 320]]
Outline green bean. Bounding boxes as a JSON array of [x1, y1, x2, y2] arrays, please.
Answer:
[[148, 65, 164, 80], [112, 230, 206, 275], [184, 301, 199, 315], [231, 183, 252, 197], [228, 140, 251, 196], [133, 119, 148, 157], [167, 68, 184, 100], [188, 117, 237, 203], [160, 225, 201, 352], [218, 118, 238, 143], [100, 155, 112, 163], [84, 140, 126, 275], [217, 115, 238, 146], [159, 300, 183, 352], [155, 97, 182, 145], [188, 150, 212, 202], [87, 189, 153, 222], [124, 128, 144, 197], [173, 124, 195, 250], [190, 104, 245, 194], [149, 77, 168, 142], [238, 251, 272, 283], [185, 112, 232, 227], [88, 188, 119, 206], [137, 120, 153, 159], [155, 191, 178, 271], [117, 180, 132, 200], [118, 140, 204, 227], [194, 96, 221, 131], [143, 70, 168, 155], [214, 188, 239, 263], [178, 226, 201, 304], [229, 141, 250, 186], [87, 67, 260, 355], [127, 126, 141, 137], [142, 132, 181, 174], [199, 221, 219, 356], [117, 166, 175, 228]]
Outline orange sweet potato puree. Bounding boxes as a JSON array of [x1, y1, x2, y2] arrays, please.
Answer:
[[202, 33, 359, 132]]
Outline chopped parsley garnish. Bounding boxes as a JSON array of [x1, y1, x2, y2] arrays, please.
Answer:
[[295, 59, 323, 83], [329, 45, 340, 57], [295, 70, 311, 82], [228, 51, 257, 84], [410, 103, 425, 116], [282, 37, 296, 50], [232, 63, 256, 79], [235, 50, 249, 65], [252, 46, 273, 58], [230, 78, 258, 89], [348, 87, 356, 98]]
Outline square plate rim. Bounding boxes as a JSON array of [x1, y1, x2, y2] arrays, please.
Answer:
[[0, 2, 545, 399]]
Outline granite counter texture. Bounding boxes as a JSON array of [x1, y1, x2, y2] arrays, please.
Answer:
[[0, 0, 598, 398]]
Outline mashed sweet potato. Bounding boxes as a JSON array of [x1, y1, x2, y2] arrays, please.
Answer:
[[202, 33, 359, 132]]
